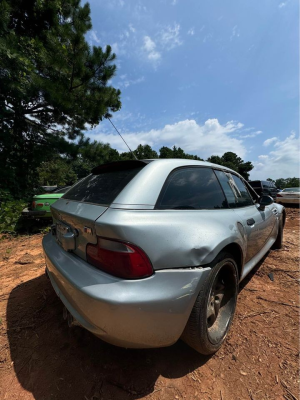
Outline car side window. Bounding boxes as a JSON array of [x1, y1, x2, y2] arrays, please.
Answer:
[[231, 175, 254, 207], [214, 170, 236, 206], [214, 170, 254, 208], [156, 167, 228, 210]]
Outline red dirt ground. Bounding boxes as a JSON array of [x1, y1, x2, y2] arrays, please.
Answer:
[[0, 208, 299, 400]]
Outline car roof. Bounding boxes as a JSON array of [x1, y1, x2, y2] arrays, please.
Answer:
[[92, 158, 242, 177], [141, 158, 238, 173], [110, 158, 246, 207]]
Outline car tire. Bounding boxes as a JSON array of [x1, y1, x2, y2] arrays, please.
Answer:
[[272, 218, 284, 250], [181, 252, 239, 355]]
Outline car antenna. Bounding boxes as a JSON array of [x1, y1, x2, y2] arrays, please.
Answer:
[[107, 117, 138, 160]]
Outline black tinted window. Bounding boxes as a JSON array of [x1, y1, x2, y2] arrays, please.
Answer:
[[215, 170, 236, 206], [249, 181, 261, 188], [63, 167, 143, 205], [156, 168, 227, 210], [215, 171, 253, 208], [232, 175, 254, 207]]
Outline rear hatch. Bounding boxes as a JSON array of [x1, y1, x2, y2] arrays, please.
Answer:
[[50, 160, 148, 261]]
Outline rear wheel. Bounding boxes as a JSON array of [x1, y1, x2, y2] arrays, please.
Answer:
[[272, 218, 284, 250], [182, 252, 238, 355]]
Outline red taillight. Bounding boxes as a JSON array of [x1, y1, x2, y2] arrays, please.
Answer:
[[32, 201, 36, 209], [86, 237, 153, 279], [276, 193, 283, 197]]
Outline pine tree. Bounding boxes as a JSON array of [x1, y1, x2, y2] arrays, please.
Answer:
[[0, 0, 121, 196]]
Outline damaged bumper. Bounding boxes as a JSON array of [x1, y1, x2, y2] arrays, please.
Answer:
[[42, 233, 211, 348]]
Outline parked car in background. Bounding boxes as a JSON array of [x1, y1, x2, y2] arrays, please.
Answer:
[[43, 159, 285, 355], [40, 186, 59, 193], [248, 180, 278, 199], [22, 186, 71, 218], [276, 187, 300, 205]]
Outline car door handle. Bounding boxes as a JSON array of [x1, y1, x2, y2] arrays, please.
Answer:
[[247, 218, 255, 226]]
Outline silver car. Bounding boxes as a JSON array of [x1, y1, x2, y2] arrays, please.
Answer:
[[276, 187, 300, 205], [43, 159, 285, 354]]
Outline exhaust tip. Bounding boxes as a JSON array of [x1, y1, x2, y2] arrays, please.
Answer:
[[64, 307, 81, 327]]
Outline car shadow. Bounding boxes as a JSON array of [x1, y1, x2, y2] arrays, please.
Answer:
[[7, 274, 211, 400]]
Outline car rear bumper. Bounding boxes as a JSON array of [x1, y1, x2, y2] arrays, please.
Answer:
[[43, 233, 211, 348], [22, 208, 47, 217], [276, 198, 299, 204]]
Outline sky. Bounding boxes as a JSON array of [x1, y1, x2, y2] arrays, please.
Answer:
[[85, 0, 299, 180]]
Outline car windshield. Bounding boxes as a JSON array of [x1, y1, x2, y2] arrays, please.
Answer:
[[282, 188, 300, 192]]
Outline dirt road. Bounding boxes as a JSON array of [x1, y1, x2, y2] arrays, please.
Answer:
[[0, 208, 299, 400]]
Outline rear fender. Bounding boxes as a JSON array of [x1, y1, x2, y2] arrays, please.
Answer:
[[95, 208, 246, 271]]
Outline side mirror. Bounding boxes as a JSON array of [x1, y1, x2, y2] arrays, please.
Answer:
[[259, 195, 274, 211]]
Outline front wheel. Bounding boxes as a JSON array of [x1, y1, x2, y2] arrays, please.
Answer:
[[181, 253, 239, 355]]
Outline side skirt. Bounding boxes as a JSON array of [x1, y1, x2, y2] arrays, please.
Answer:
[[240, 235, 276, 281]]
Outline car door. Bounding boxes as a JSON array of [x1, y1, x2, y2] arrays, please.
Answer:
[[215, 171, 276, 263]]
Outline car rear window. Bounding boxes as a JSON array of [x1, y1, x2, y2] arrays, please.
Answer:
[[62, 164, 145, 205], [248, 181, 261, 188], [156, 167, 228, 210]]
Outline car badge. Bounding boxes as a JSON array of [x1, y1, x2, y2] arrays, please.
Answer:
[[84, 227, 92, 235]]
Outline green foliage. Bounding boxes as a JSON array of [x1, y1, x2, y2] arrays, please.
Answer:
[[0, 0, 121, 197], [37, 159, 78, 186], [207, 152, 253, 180], [275, 177, 300, 189], [159, 146, 203, 160], [120, 144, 159, 160], [79, 139, 120, 166], [71, 158, 95, 180], [135, 144, 158, 159], [0, 190, 26, 233], [34, 143, 255, 187]]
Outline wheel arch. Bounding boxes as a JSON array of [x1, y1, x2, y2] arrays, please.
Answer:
[[216, 243, 244, 279]]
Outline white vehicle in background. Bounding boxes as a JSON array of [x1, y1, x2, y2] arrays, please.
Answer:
[[276, 188, 300, 205]]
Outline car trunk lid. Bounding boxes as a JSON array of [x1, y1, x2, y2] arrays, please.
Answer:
[[283, 192, 300, 197], [51, 200, 108, 260], [50, 160, 149, 261]]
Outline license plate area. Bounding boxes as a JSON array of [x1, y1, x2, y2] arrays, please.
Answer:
[[56, 222, 76, 251]]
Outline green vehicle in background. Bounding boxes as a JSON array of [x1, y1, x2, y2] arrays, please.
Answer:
[[22, 186, 70, 218]]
